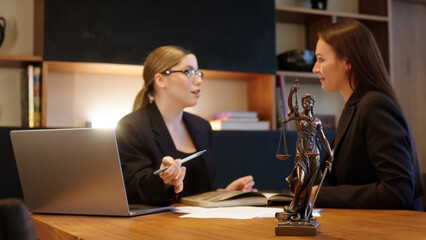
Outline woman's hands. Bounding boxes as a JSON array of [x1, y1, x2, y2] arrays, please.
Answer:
[[158, 156, 186, 194], [220, 175, 257, 192], [158, 158, 256, 194]]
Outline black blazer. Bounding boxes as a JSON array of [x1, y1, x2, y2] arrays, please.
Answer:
[[316, 91, 423, 210], [115, 102, 216, 205]]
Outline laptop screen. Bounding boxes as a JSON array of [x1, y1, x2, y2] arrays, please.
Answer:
[[11, 128, 172, 216]]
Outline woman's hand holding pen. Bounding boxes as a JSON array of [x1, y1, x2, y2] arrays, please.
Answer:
[[220, 175, 257, 192], [158, 156, 186, 194]]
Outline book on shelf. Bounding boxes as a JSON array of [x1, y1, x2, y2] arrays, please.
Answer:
[[276, 86, 285, 128], [20, 69, 29, 128], [181, 190, 293, 208], [213, 111, 258, 120], [27, 65, 34, 128], [210, 119, 270, 131], [20, 64, 41, 128], [276, 75, 288, 118], [33, 66, 41, 127], [21, 65, 34, 127], [214, 116, 259, 122], [276, 75, 290, 129]]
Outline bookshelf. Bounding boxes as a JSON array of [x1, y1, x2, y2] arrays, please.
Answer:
[[44, 61, 275, 128], [0, 55, 43, 126], [0, 55, 42, 68], [0, 0, 391, 130], [277, 70, 318, 83]]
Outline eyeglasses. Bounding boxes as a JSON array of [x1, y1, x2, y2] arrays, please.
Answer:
[[162, 69, 204, 80]]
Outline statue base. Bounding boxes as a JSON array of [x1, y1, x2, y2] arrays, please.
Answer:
[[275, 218, 320, 236]]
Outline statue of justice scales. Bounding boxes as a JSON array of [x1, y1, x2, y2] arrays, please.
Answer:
[[275, 79, 333, 236]]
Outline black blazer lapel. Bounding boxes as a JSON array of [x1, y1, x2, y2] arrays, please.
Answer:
[[333, 94, 360, 157], [334, 107, 354, 154], [148, 103, 177, 157], [183, 113, 208, 151], [183, 112, 215, 185]]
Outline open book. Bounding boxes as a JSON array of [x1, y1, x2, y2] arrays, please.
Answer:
[[180, 191, 293, 208]]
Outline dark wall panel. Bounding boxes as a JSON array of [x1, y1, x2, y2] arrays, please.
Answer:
[[44, 0, 276, 74]]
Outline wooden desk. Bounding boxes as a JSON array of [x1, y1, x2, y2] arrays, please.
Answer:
[[31, 208, 426, 240]]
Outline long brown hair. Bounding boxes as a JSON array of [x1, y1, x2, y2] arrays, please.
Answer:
[[133, 45, 192, 111], [318, 19, 400, 108]]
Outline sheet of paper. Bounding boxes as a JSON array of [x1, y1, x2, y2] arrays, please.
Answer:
[[173, 206, 322, 219]]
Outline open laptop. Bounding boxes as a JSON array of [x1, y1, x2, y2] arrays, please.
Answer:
[[10, 128, 173, 216]]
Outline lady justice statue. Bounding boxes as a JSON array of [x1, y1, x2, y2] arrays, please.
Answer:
[[275, 80, 333, 236]]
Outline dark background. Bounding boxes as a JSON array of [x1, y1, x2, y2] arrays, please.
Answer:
[[44, 0, 276, 74]]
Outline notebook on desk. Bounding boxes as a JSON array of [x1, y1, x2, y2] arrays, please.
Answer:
[[10, 128, 173, 216]]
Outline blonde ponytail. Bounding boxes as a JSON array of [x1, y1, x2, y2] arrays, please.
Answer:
[[132, 45, 192, 112]]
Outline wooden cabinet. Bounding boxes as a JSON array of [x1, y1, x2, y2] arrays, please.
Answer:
[[0, 55, 42, 68], [42, 61, 276, 128], [0, 0, 391, 130], [0, 55, 275, 128]]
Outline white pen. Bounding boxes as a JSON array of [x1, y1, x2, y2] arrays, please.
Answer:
[[153, 150, 207, 175]]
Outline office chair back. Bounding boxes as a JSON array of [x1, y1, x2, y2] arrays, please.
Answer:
[[0, 198, 37, 240]]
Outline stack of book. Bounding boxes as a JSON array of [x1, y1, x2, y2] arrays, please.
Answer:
[[209, 111, 270, 131]]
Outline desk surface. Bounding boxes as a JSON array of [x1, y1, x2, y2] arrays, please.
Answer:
[[31, 208, 426, 240]]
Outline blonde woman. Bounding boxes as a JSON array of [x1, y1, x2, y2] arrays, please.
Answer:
[[115, 46, 255, 205]]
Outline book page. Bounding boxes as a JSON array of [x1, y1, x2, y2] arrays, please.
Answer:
[[183, 191, 263, 202]]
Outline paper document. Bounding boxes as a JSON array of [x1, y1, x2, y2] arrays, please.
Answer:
[[173, 206, 322, 219]]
